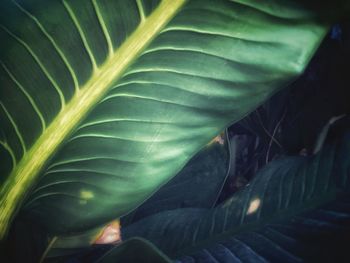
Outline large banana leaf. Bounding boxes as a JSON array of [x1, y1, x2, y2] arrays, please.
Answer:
[[0, 0, 328, 239], [122, 132, 350, 261]]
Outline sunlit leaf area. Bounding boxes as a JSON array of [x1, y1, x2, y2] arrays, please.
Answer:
[[0, 0, 349, 262]]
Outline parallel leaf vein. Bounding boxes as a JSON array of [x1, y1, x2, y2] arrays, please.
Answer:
[[48, 156, 140, 170], [1, 61, 46, 131], [62, 0, 98, 71], [67, 133, 174, 144], [0, 141, 17, 167], [11, 0, 79, 92], [0, 0, 187, 240], [0, 102, 26, 153], [45, 168, 128, 178], [31, 180, 108, 195], [79, 119, 175, 130], [161, 27, 278, 45], [0, 25, 66, 108], [91, 0, 114, 57]]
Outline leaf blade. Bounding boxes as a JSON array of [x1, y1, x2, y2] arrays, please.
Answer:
[[0, 0, 329, 239], [0, 0, 186, 239], [122, 133, 350, 259]]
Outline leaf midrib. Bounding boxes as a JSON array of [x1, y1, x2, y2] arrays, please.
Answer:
[[0, 0, 186, 240]]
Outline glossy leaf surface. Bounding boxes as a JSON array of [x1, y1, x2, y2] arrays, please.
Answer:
[[122, 131, 230, 226], [0, 0, 328, 237]]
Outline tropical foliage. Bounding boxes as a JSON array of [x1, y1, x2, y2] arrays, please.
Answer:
[[0, 0, 348, 262]]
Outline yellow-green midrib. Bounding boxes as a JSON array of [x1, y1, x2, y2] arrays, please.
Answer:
[[0, 0, 187, 240]]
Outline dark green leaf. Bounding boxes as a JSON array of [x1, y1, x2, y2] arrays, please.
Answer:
[[122, 131, 229, 226], [174, 195, 350, 263], [122, 132, 350, 260]]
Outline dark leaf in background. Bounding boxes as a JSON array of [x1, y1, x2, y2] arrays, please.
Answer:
[[2, 215, 49, 263], [174, 195, 350, 263], [121, 131, 350, 262]]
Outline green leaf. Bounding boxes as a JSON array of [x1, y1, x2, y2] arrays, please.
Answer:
[[179, 195, 350, 262], [121, 132, 350, 260], [33, 133, 228, 261], [122, 131, 230, 226], [0, 0, 328, 239], [31, 131, 228, 261]]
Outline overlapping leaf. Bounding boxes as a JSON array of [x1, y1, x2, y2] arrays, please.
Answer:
[[174, 195, 350, 262], [121, 132, 350, 261]]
